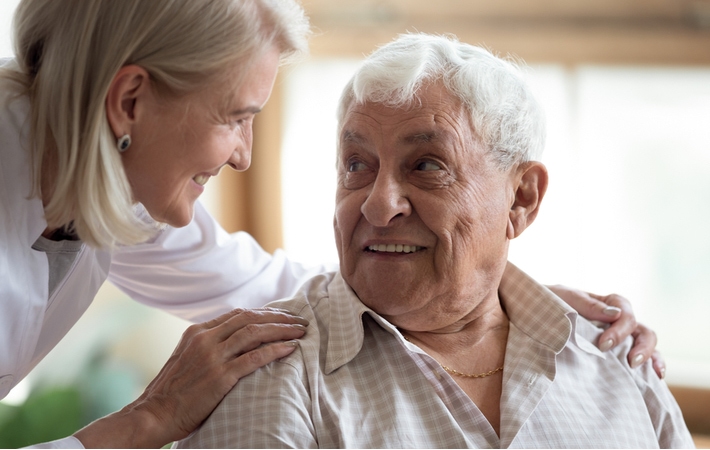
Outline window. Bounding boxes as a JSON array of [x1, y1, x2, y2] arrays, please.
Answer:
[[0, 0, 18, 58]]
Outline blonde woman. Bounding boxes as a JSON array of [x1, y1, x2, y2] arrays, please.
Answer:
[[0, 0, 663, 448]]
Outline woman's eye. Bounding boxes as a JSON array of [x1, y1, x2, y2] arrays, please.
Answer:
[[231, 115, 252, 127], [416, 161, 441, 171], [348, 161, 367, 172]]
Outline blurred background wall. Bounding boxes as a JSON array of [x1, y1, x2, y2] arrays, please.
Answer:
[[2, 0, 709, 446]]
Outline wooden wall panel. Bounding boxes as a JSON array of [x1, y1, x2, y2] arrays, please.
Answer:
[[669, 385, 710, 435], [303, 0, 710, 65]]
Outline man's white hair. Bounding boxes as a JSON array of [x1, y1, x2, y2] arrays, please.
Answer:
[[337, 33, 546, 169]]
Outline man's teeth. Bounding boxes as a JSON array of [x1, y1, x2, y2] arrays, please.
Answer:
[[193, 174, 209, 186], [367, 244, 421, 253]]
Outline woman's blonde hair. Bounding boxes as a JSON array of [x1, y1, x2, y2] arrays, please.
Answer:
[[2, 0, 310, 248]]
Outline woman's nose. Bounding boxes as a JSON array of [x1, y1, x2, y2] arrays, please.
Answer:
[[227, 149, 251, 172], [227, 136, 253, 172], [360, 174, 411, 227]]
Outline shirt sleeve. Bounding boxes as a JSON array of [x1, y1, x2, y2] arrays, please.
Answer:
[[174, 357, 317, 448], [108, 201, 334, 322], [23, 436, 84, 449], [631, 359, 696, 448]]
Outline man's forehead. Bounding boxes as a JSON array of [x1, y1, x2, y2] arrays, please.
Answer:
[[343, 86, 466, 129], [340, 107, 464, 147], [342, 126, 441, 141]]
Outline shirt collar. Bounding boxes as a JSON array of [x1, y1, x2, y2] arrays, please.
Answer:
[[499, 262, 605, 358], [323, 262, 603, 374], [499, 262, 573, 355], [323, 273, 405, 374]]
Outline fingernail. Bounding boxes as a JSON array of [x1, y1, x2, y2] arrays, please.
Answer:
[[292, 324, 308, 331], [602, 306, 622, 316], [599, 339, 614, 352], [660, 367, 666, 379], [284, 340, 299, 347], [631, 354, 644, 368]]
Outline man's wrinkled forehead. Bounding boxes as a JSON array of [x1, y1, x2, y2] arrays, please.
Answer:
[[341, 127, 453, 148], [340, 96, 465, 141]]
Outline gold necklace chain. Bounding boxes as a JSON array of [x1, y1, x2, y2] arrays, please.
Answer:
[[403, 335, 504, 379], [439, 364, 503, 378]]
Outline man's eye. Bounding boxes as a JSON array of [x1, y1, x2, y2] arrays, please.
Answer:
[[348, 161, 367, 172], [416, 161, 441, 171]]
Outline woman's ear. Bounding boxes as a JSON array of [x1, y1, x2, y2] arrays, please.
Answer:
[[508, 161, 548, 239], [105, 65, 151, 139]]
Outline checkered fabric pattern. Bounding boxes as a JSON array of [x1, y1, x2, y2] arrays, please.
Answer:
[[176, 263, 694, 448]]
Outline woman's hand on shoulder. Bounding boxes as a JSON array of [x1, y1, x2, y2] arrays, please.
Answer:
[[73, 307, 308, 448], [547, 285, 665, 379]]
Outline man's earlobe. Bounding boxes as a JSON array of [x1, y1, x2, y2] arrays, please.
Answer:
[[508, 161, 548, 239], [506, 218, 516, 240]]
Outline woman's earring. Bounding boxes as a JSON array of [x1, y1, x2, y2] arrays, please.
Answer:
[[117, 134, 131, 153]]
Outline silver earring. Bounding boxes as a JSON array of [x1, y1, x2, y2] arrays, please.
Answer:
[[117, 134, 131, 153]]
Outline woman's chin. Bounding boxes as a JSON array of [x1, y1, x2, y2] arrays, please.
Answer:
[[148, 206, 194, 229]]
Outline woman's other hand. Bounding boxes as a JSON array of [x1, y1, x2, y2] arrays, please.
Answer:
[[547, 285, 664, 379], [73, 307, 308, 448]]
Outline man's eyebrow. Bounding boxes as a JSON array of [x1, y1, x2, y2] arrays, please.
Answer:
[[341, 130, 368, 144], [342, 130, 446, 145], [403, 132, 438, 144]]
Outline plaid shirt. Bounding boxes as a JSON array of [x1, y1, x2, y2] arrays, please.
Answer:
[[177, 262, 694, 448]]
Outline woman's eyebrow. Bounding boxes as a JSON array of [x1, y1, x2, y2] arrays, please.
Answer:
[[229, 106, 262, 116]]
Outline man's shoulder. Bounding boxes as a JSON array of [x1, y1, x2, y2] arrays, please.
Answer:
[[265, 271, 371, 375], [572, 313, 634, 366], [266, 271, 338, 316], [263, 271, 339, 361]]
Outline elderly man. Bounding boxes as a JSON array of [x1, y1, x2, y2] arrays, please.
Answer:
[[177, 33, 693, 448]]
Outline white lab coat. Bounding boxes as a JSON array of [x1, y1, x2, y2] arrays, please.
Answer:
[[0, 69, 328, 447]]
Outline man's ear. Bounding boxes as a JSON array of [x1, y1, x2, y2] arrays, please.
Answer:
[[105, 65, 151, 139], [507, 161, 548, 239]]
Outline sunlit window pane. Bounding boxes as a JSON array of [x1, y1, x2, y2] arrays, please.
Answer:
[[281, 59, 359, 266]]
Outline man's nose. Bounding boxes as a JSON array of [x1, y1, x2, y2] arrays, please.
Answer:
[[360, 173, 411, 227]]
